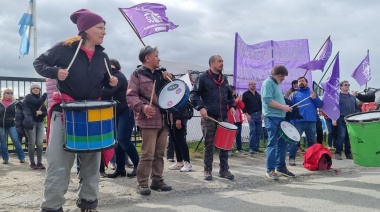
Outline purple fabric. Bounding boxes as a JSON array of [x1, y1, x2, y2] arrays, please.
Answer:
[[297, 37, 332, 71], [70, 9, 105, 34], [120, 3, 178, 38], [351, 54, 371, 86], [233, 33, 311, 94], [321, 55, 340, 121]]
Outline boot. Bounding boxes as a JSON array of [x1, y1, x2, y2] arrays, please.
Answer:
[[204, 167, 212, 181], [137, 185, 151, 195], [150, 179, 172, 191], [219, 166, 234, 180], [107, 170, 126, 178], [127, 167, 137, 178]]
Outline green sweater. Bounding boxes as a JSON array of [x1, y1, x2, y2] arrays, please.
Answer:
[[261, 77, 286, 118]]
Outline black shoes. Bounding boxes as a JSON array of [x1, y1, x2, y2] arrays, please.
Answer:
[[107, 170, 126, 178], [150, 180, 172, 191], [127, 167, 137, 178], [219, 166, 234, 180]]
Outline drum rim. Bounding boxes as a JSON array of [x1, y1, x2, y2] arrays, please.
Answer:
[[278, 121, 301, 142], [218, 122, 238, 130], [345, 111, 380, 122], [63, 141, 115, 153], [61, 100, 117, 110]]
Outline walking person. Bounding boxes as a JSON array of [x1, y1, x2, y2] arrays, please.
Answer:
[[242, 81, 263, 154], [24, 83, 48, 170], [34, 9, 118, 212], [127, 46, 173, 195], [190, 55, 236, 181], [102, 59, 139, 178], [0, 88, 26, 164], [261, 65, 295, 180]]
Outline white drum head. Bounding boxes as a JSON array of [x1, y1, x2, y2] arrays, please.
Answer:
[[346, 111, 380, 121], [219, 122, 238, 130], [158, 80, 188, 109], [280, 121, 300, 142]]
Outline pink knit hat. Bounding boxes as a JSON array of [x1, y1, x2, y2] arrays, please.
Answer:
[[70, 9, 105, 34]]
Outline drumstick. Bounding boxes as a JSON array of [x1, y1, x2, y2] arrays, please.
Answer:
[[103, 58, 112, 78], [150, 80, 156, 106], [291, 96, 311, 108], [67, 39, 83, 72], [297, 103, 311, 108], [208, 117, 220, 123], [165, 75, 173, 82]]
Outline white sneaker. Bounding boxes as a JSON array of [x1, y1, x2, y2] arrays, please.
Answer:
[[169, 162, 183, 170], [180, 161, 192, 172]]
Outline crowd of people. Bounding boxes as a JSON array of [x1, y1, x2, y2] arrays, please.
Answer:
[[0, 8, 375, 212]]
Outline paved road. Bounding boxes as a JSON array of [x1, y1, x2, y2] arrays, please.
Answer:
[[101, 168, 380, 212]]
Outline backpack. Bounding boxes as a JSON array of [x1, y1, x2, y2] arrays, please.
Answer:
[[303, 143, 332, 171]]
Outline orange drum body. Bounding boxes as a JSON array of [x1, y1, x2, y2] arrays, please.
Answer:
[[214, 122, 238, 150]]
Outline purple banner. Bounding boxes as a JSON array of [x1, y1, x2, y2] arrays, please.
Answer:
[[321, 54, 340, 121], [233, 33, 311, 94], [297, 37, 332, 71], [120, 3, 178, 38], [351, 53, 371, 86]]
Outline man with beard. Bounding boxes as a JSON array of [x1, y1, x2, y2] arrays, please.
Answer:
[[287, 77, 323, 166]]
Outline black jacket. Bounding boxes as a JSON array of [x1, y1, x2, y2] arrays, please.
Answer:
[[33, 40, 112, 100], [24, 93, 47, 123], [0, 101, 17, 128], [15, 101, 33, 134], [101, 70, 128, 116], [190, 70, 235, 118]]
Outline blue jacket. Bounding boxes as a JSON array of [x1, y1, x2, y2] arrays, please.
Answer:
[[288, 87, 323, 122]]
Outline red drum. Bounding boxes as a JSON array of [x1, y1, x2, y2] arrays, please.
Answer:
[[214, 122, 238, 150]]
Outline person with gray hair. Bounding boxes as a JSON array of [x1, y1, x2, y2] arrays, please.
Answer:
[[127, 45, 173, 195]]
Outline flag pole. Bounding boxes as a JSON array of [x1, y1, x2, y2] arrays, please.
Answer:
[[364, 49, 370, 92], [32, 0, 37, 77], [118, 8, 146, 47], [317, 51, 339, 86], [303, 35, 331, 77]]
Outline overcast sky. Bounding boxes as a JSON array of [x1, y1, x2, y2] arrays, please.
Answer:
[[0, 0, 379, 92]]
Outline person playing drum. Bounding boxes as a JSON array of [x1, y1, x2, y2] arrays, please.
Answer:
[[190, 55, 236, 181], [33, 9, 118, 212]]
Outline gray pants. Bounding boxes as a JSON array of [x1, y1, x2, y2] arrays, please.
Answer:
[[25, 121, 44, 164], [41, 111, 101, 211]]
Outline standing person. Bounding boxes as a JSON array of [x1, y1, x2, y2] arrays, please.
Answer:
[[0, 88, 26, 164], [33, 9, 118, 212], [334, 80, 359, 160], [261, 65, 294, 180], [284, 80, 298, 99], [287, 77, 323, 166], [24, 83, 48, 170], [102, 59, 140, 178], [15, 96, 29, 148], [190, 55, 236, 181], [242, 81, 263, 154], [127, 46, 173, 195], [228, 86, 245, 154], [321, 111, 337, 150]]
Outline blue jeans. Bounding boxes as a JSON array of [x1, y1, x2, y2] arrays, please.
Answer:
[[234, 122, 243, 151], [249, 112, 262, 151], [25, 121, 45, 164], [336, 117, 351, 155], [289, 121, 316, 160], [0, 126, 25, 161], [325, 118, 337, 147], [264, 116, 287, 172], [114, 109, 139, 171]]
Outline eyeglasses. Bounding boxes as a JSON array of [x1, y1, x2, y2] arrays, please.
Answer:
[[5, 92, 13, 95], [343, 84, 350, 86]]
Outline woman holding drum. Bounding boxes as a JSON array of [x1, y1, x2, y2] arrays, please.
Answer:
[[34, 9, 117, 212]]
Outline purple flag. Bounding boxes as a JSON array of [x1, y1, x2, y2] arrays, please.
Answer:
[[321, 54, 340, 121], [351, 53, 371, 86], [233, 33, 311, 94], [297, 37, 332, 71], [120, 3, 178, 38]]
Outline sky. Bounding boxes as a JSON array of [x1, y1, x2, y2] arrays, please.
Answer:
[[0, 0, 379, 92]]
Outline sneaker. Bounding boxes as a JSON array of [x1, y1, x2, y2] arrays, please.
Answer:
[[204, 167, 212, 181], [168, 162, 183, 170], [236, 150, 248, 155], [276, 168, 296, 178], [137, 185, 151, 195], [346, 154, 353, 159], [249, 150, 255, 155], [107, 170, 126, 178], [219, 166, 234, 180], [255, 149, 264, 153], [335, 153, 342, 160], [266, 171, 279, 180], [150, 180, 172, 191], [30, 162, 38, 170], [167, 158, 175, 162], [100, 171, 107, 178], [127, 167, 137, 178], [109, 162, 116, 170], [289, 159, 296, 166], [37, 163, 46, 169], [180, 162, 192, 172], [125, 157, 134, 168], [3, 160, 8, 164], [20, 159, 25, 163]]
